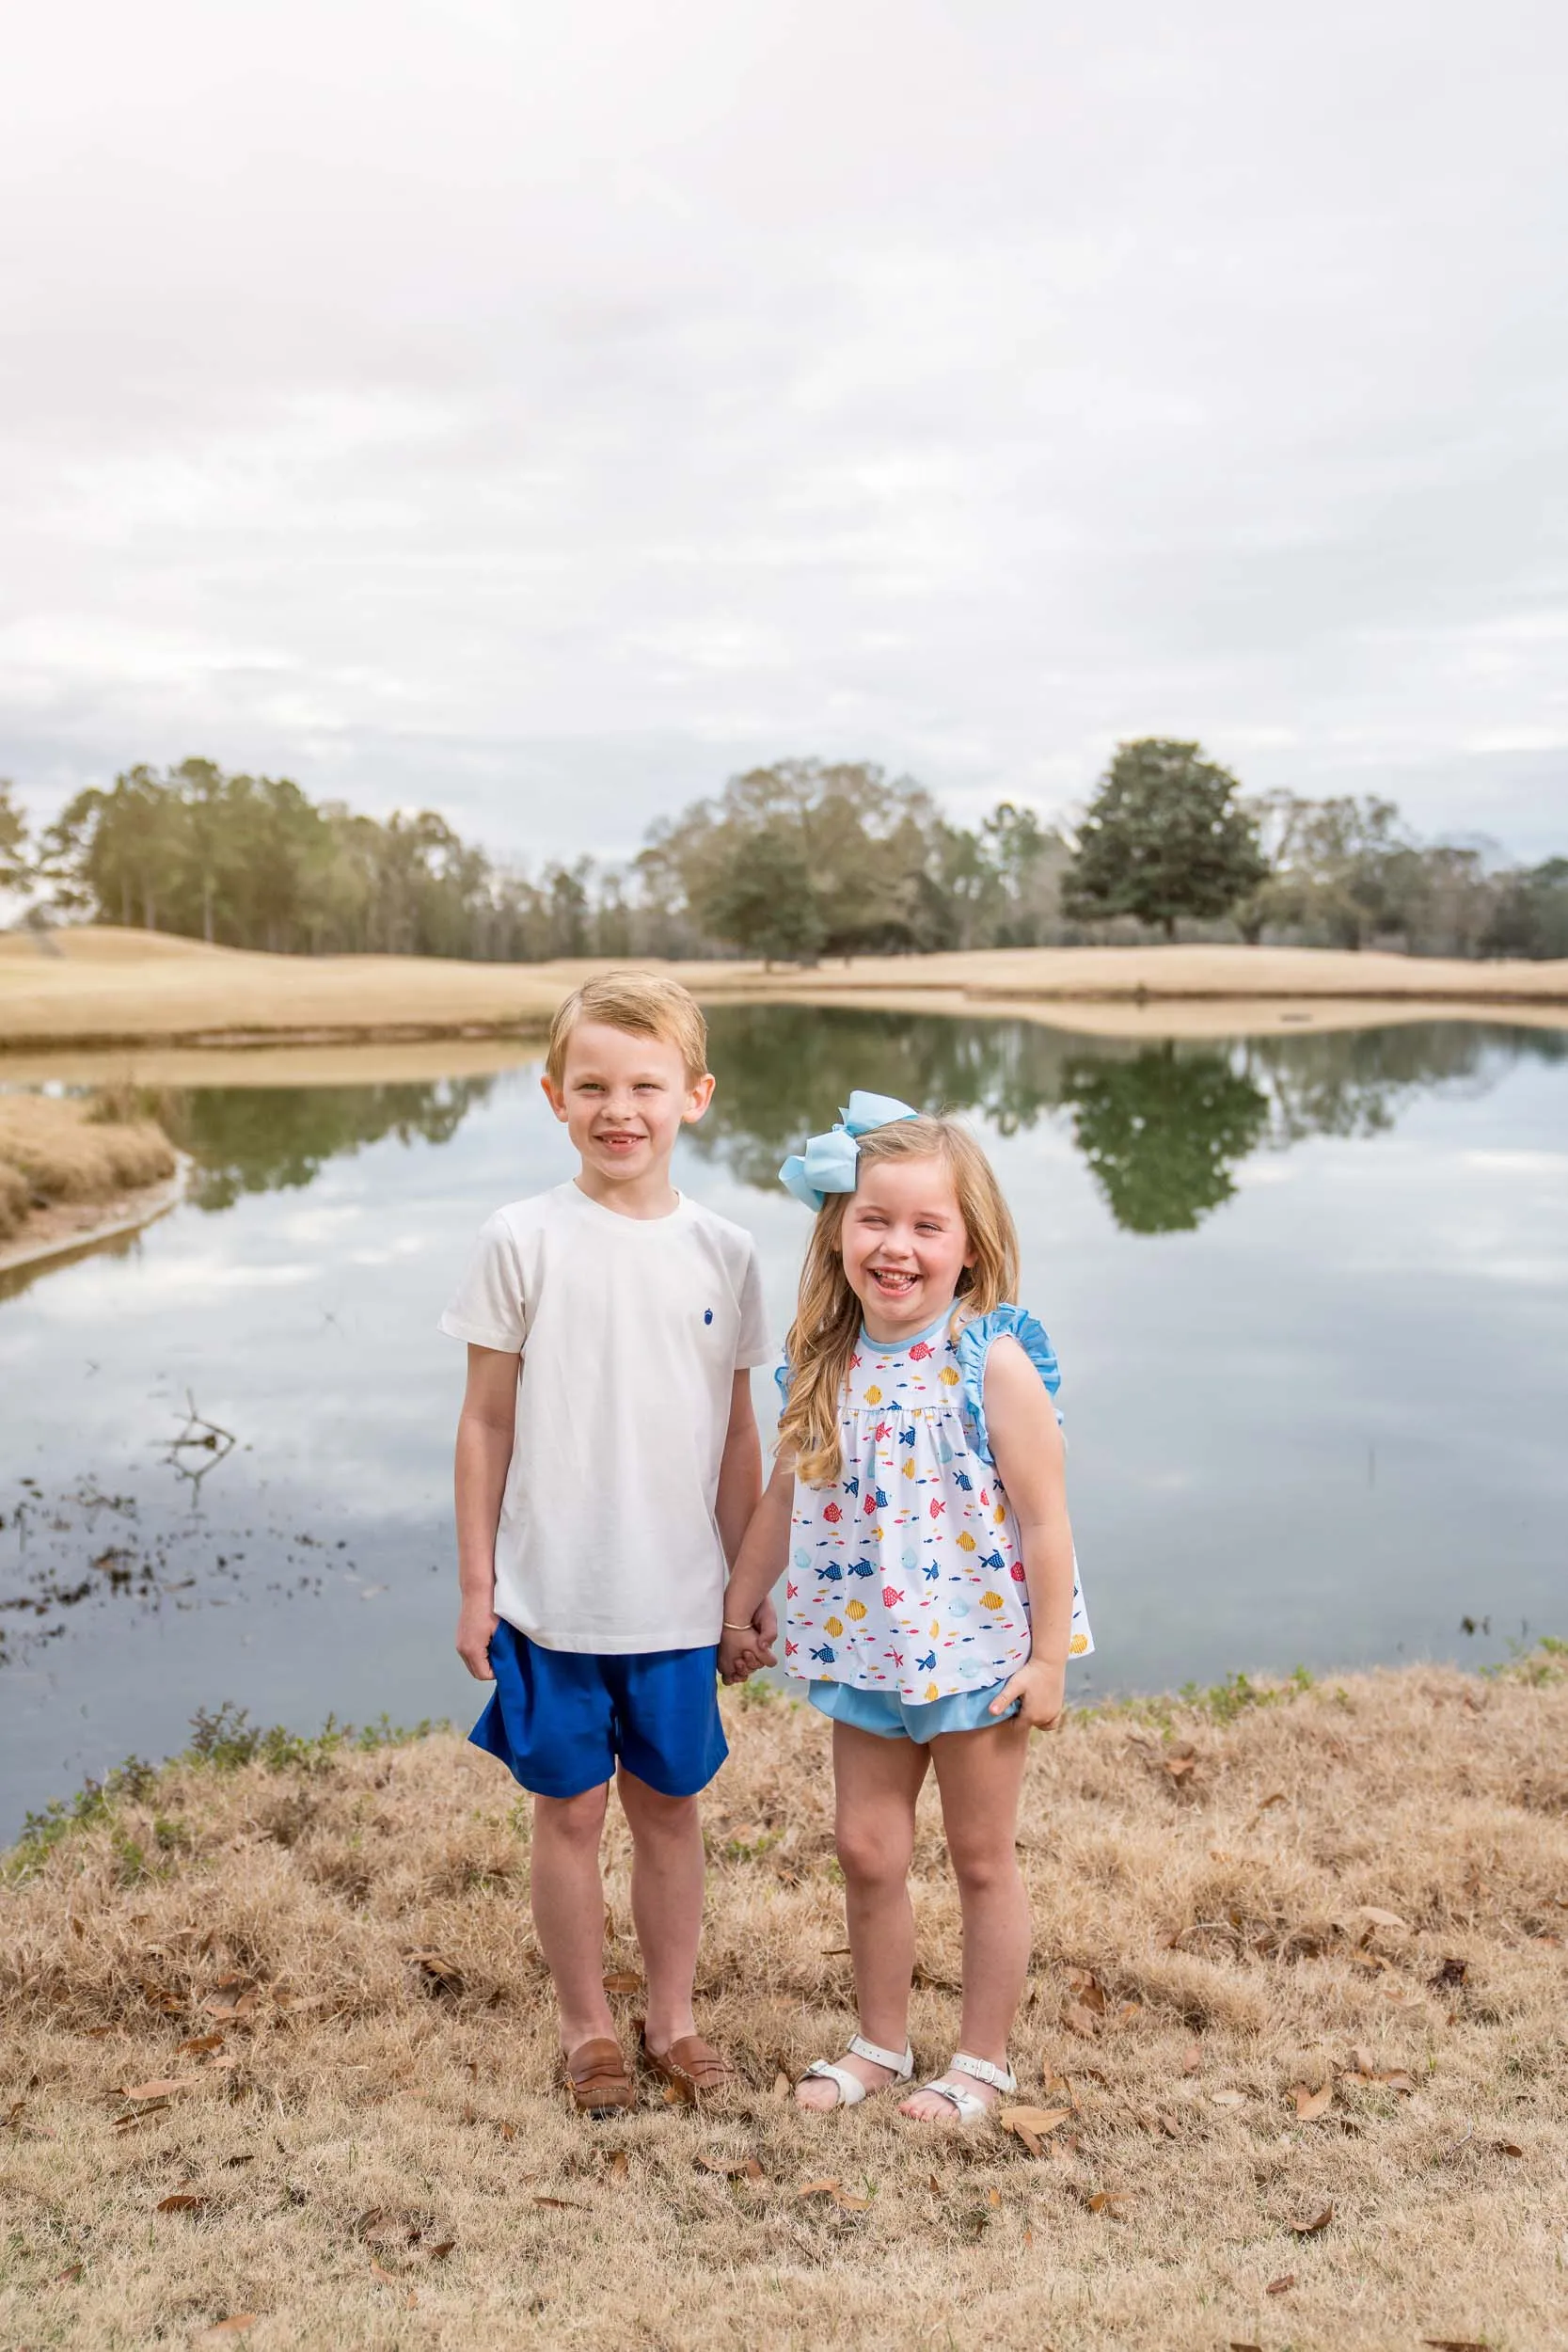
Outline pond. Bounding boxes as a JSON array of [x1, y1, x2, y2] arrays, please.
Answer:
[[2, 1007, 1565, 1838]]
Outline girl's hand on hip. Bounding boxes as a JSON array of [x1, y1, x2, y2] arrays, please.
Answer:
[[991, 1656, 1066, 1730], [456, 1599, 499, 1680]]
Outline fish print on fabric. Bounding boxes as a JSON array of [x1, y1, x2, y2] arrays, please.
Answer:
[[783, 1310, 1092, 1703]]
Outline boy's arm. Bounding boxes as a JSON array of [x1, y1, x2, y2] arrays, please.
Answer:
[[719, 1450, 794, 1679], [453, 1343, 519, 1680], [715, 1370, 763, 1569], [981, 1337, 1075, 1730]]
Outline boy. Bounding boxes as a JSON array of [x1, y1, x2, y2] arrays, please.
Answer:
[[439, 971, 773, 2115]]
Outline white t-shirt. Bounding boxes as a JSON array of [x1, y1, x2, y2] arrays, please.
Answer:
[[439, 1182, 769, 1654]]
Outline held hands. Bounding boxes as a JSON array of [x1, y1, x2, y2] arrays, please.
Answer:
[[990, 1654, 1067, 1731], [455, 1596, 499, 1681], [719, 1595, 778, 1684]]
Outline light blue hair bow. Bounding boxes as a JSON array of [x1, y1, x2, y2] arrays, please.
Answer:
[[778, 1089, 920, 1210]]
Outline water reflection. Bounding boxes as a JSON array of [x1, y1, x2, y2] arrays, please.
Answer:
[[166, 1077, 497, 1212], [40, 1019, 1562, 1241], [692, 1009, 1563, 1233]]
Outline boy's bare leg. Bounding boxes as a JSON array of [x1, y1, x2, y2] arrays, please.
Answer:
[[531, 1783, 618, 2052], [616, 1768, 705, 2052]]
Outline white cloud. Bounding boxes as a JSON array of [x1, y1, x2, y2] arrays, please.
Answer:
[[3, 0, 1565, 858]]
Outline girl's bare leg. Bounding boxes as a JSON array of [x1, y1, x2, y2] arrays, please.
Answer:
[[797, 1721, 929, 2111], [899, 1714, 1031, 2121]]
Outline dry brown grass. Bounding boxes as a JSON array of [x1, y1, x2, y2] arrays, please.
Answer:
[[0, 1093, 177, 1240], [2, 929, 1566, 1052], [3, 1656, 1566, 2350]]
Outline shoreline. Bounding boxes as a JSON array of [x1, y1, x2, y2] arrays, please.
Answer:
[[0, 1157, 188, 1282], [2, 930, 1567, 1057]]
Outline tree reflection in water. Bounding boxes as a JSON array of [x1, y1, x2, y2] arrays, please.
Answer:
[[169, 1078, 498, 1212], [133, 1015, 1565, 1240], [694, 1007, 1563, 1235]]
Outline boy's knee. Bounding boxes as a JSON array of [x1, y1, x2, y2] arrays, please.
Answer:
[[618, 1773, 700, 1837], [534, 1785, 609, 1849]]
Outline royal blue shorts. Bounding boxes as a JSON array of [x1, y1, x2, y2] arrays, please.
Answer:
[[469, 1617, 728, 1801]]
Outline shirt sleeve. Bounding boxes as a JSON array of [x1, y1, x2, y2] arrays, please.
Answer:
[[733, 1242, 771, 1370], [436, 1213, 528, 1352]]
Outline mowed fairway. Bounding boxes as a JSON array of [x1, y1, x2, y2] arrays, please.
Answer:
[[3, 928, 1568, 1052], [3, 1655, 1565, 2350]]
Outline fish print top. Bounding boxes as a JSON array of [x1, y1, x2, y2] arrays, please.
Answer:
[[780, 1303, 1093, 1702]]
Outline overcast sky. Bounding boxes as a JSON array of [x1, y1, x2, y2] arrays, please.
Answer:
[[3, 0, 1564, 866]]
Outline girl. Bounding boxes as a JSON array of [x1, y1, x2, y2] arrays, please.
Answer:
[[719, 1092, 1091, 2124]]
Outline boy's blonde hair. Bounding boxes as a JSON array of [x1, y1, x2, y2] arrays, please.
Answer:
[[778, 1114, 1020, 1487], [545, 970, 709, 1088]]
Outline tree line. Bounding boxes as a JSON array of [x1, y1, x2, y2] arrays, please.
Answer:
[[1, 741, 1563, 961]]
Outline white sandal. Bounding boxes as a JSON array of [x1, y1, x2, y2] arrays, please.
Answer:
[[798, 2031, 914, 2109], [904, 2049, 1016, 2124]]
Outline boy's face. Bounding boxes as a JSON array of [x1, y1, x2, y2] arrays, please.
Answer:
[[542, 1022, 715, 1194]]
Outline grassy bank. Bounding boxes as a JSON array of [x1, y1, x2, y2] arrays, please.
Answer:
[[0, 1090, 178, 1254], [3, 1654, 1565, 2349], [2, 929, 1567, 1052]]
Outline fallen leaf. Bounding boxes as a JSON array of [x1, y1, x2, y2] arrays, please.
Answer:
[[179, 2034, 225, 2056], [498, 2121, 515, 2141], [1209, 2090, 1247, 2109], [771, 2071, 790, 2100], [370, 2261, 402, 2284], [1248, 1790, 1288, 1823], [662, 2078, 695, 2106], [1421, 2342, 1489, 2351], [53, 2263, 84, 2284], [833, 2188, 872, 2212], [83, 2026, 116, 2039], [1373, 2070, 1417, 2093], [605, 2151, 629, 2182], [820, 1945, 852, 1957], [1001, 2105, 1072, 2142], [1117, 2000, 1143, 2020], [1164, 1755, 1196, 1779], [695, 2153, 765, 2181], [1292, 2083, 1333, 2121], [1085, 2191, 1126, 2217], [1229, 2342, 1263, 2350], [1265, 2273, 1296, 2295], [1354, 1906, 1408, 1932], [1181, 2042, 1203, 2074], [430, 2239, 456, 2258], [1491, 2139, 1523, 2157], [119, 2077, 198, 2101], [410, 1950, 466, 1995], [1349, 2043, 1376, 2075], [200, 2321, 259, 2339], [1063, 2002, 1101, 2039], [155, 2192, 207, 2213], [798, 2177, 841, 2199], [601, 1971, 642, 1993], [1290, 2203, 1334, 2235], [1431, 1956, 1468, 1988], [927, 2171, 942, 2193], [986, 2186, 1002, 2208], [531, 2195, 583, 2209]]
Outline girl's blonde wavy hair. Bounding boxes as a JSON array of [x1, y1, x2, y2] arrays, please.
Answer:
[[778, 1114, 1020, 1487]]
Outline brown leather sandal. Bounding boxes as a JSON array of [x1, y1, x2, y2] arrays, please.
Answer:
[[637, 2023, 737, 2102], [562, 2036, 635, 2117]]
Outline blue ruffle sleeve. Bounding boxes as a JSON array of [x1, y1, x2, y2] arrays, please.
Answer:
[[773, 1359, 793, 1414], [956, 1303, 1093, 1661], [955, 1305, 1063, 1466]]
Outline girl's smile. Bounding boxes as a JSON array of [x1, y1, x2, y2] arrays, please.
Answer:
[[839, 1157, 976, 1343]]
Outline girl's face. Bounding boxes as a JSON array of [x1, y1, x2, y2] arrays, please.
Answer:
[[838, 1154, 975, 1344]]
